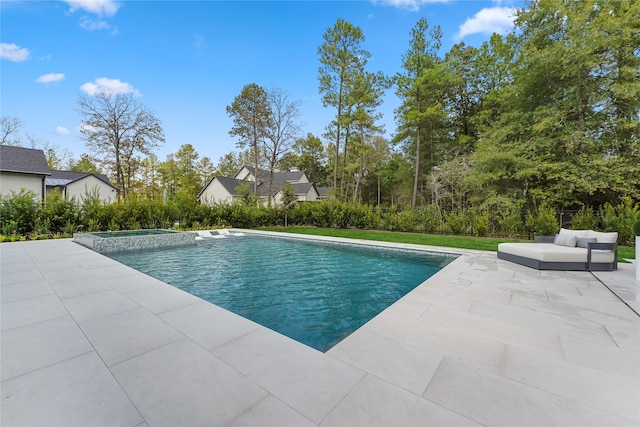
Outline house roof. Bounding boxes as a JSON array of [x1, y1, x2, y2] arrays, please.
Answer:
[[239, 166, 307, 184], [317, 187, 333, 198], [0, 145, 51, 176], [45, 171, 115, 188], [197, 176, 250, 199], [46, 170, 114, 188], [288, 182, 318, 196]]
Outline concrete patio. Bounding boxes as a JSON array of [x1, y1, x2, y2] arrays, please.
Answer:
[[1, 233, 639, 426]]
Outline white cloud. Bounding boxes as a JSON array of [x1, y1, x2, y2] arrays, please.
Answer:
[[79, 17, 111, 31], [80, 77, 140, 96], [56, 126, 70, 135], [36, 73, 65, 84], [63, 0, 121, 17], [456, 6, 517, 39], [374, 0, 449, 12], [1, 42, 30, 62]]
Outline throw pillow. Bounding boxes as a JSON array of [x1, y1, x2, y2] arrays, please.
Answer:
[[554, 234, 577, 247], [576, 237, 597, 248]]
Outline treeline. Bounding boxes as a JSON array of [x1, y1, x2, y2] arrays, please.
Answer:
[[1, 190, 637, 245], [2, 0, 638, 213]]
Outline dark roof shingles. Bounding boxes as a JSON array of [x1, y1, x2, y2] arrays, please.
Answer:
[[0, 145, 51, 175]]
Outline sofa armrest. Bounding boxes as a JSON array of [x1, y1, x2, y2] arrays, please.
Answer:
[[534, 235, 555, 243], [587, 242, 618, 271]]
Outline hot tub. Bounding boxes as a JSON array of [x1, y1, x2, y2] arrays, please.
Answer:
[[73, 229, 196, 253]]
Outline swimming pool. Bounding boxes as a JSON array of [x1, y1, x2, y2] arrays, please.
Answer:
[[109, 234, 457, 351]]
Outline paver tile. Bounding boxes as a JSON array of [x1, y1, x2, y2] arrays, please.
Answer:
[[0, 268, 44, 286], [365, 311, 507, 375], [504, 345, 640, 421], [1, 294, 67, 331], [321, 374, 482, 426], [125, 282, 202, 314], [227, 395, 316, 427], [47, 274, 112, 299], [159, 301, 260, 351], [112, 338, 268, 427], [420, 304, 564, 357], [62, 288, 139, 323], [424, 358, 636, 426], [1, 352, 143, 427], [1, 279, 53, 303], [79, 308, 184, 366], [1, 315, 93, 381], [560, 334, 640, 379], [469, 300, 618, 346], [328, 328, 442, 395], [214, 327, 365, 424]]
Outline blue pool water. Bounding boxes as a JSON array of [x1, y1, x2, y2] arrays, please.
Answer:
[[109, 234, 457, 351]]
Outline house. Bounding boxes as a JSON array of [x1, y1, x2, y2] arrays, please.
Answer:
[[198, 166, 320, 206], [0, 145, 51, 201], [46, 170, 117, 204]]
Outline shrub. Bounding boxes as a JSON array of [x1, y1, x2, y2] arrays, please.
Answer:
[[469, 210, 490, 237], [600, 196, 638, 245], [416, 205, 442, 233], [525, 203, 558, 237], [570, 206, 598, 230], [42, 191, 81, 233], [391, 208, 417, 232], [632, 211, 640, 237], [0, 190, 40, 235], [445, 212, 466, 235]]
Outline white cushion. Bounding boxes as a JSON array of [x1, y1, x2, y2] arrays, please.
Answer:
[[498, 243, 615, 263], [558, 228, 590, 239], [586, 230, 618, 244]]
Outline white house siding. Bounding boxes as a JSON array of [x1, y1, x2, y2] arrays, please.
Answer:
[[0, 172, 44, 200], [199, 178, 234, 206], [272, 187, 318, 204], [65, 176, 117, 204], [234, 167, 253, 181]]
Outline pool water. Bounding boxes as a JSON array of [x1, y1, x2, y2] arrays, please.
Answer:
[[109, 234, 457, 351]]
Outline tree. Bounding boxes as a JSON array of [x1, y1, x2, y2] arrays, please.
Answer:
[[318, 18, 370, 194], [0, 116, 22, 145], [25, 134, 71, 170], [286, 133, 329, 186], [77, 91, 165, 200], [395, 18, 446, 209], [263, 87, 302, 206], [279, 182, 297, 227], [347, 70, 389, 202], [474, 0, 640, 207], [138, 153, 162, 200], [226, 83, 270, 196], [69, 154, 101, 174], [216, 150, 255, 177], [196, 156, 215, 189], [174, 144, 201, 196]]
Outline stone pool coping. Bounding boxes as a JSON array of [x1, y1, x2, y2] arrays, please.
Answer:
[[1, 231, 639, 426]]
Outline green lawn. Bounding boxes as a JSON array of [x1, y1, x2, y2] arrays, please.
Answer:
[[258, 226, 635, 262]]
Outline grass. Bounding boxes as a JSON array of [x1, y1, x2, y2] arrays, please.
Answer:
[[258, 226, 635, 262]]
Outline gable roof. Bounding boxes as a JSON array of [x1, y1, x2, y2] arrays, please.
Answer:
[[0, 145, 51, 176], [197, 176, 250, 199], [238, 166, 307, 185], [46, 170, 114, 188]]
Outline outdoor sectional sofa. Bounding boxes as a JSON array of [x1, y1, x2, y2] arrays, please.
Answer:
[[498, 228, 618, 271]]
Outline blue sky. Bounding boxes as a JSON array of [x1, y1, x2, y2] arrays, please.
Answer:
[[1, 0, 523, 167]]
